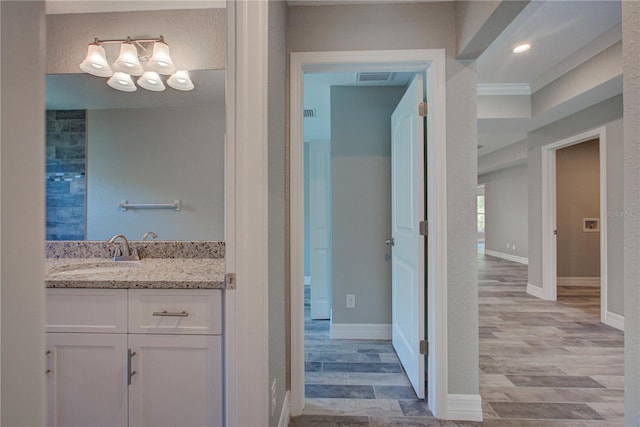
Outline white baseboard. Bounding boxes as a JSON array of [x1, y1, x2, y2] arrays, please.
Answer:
[[484, 249, 528, 265], [603, 311, 624, 331], [447, 394, 483, 422], [329, 323, 392, 340], [557, 277, 600, 287], [304, 276, 311, 286], [278, 391, 290, 427], [526, 283, 545, 299]]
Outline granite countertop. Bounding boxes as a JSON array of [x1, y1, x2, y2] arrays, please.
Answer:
[[45, 258, 226, 289]]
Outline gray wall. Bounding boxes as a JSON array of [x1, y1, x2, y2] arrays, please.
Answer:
[[86, 106, 225, 241], [479, 164, 528, 259], [527, 95, 624, 316], [330, 86, 404, 325], [46, 8, 225, 74], [622, 2, 640, 424], [288, 2, 479, 395], [556, 139, 600, 278], [267, 1, 288, 426], [1, 1, 46, 425]]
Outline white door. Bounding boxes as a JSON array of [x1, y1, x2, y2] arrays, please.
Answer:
[[46, 333, 128, 427], [128, 334, 223, 427], [391, 74, 426, 399], [309, 140, 332, 319]]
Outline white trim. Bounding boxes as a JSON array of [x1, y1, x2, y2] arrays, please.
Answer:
[[225, 2, 270, 426], [527, 283, 545, 299], [540, 127, 608, 323], [477, 83, 531, 96], [289, 49, 448, 419], [603, 311, 625, 331], [557, 277, 601, 287], [447, 394, 483, 422], [329, 323, 392, 340], [484, 249, 528, 265], [278, 391, 291, 427]]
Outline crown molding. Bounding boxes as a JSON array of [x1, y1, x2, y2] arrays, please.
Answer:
[[477, 83, 531, 96]]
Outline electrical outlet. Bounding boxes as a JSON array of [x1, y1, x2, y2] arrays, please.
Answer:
[[512, 244, 516, 251], [506, 243, 510, 249], [271, 379, 277, 417], [346, 294, 355, 308]]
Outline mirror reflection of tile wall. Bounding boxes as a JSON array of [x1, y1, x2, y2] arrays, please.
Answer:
[[46, 110, 86, 240]]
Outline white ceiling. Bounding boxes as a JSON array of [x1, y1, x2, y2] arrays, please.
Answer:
[[477, 0, 621, 86], [476, 0, 622, 157]]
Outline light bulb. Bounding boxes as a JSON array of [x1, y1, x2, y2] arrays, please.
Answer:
[[79, 44, 113, 77], [146, 41, 177, 75], [513, 43, 532, 54], [112, 43, 144, 76], [138, 71, 166, 92], [167, 70, 194, 91], [107, 72, 137, 92]]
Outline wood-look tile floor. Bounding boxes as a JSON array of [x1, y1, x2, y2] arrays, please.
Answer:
[[478, 253, 624, 427], [291, 252, 624, 426]]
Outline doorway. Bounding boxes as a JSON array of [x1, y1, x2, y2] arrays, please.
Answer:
[[541, 127, 610, 325], [555, 139, 601, 317], [302, 72, 424, 414], [290, 50, 448, 419]]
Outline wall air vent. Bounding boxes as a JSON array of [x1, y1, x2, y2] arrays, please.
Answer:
[[357, 72, 395, 83], [304, 108, 317, 118]]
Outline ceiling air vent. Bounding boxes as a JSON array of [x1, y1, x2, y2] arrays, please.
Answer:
[[357, 72, 395, 83], [304, 108, 317, 118]]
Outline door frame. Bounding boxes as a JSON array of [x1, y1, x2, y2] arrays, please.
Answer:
[[290, 49, 449, 418], [540, 127, 612, 327]]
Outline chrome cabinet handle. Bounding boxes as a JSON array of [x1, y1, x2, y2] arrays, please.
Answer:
[[152, 310, 189, 317], [127, 349, 137, 385], [384, 238, 395, 247]]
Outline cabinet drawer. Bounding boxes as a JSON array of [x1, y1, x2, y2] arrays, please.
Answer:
[[46, 288, 127, 333], [128, 289, 222, 335]]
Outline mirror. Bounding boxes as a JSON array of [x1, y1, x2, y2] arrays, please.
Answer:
[[45, 7, 225, 242]]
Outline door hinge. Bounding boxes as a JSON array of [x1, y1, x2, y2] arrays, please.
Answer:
[[225, 272, 236, 289], [419, 220, 428, 236], [420, 340, 429, 356], [418, 102, 428, 117]]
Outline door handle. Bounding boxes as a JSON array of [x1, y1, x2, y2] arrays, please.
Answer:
[[385, 238, 395, 247]]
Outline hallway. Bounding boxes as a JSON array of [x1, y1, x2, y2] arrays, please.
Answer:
[[291, 253, 624, 426], [478, 253, 624, 426]]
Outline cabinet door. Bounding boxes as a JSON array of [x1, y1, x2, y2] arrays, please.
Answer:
[[128, 334, 223, 427], [46, 333, 128, 427]]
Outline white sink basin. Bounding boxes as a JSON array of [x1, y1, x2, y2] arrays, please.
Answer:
[[48, 261, 142, 278]]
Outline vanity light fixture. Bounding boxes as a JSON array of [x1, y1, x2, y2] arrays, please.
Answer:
[[138, 71, 166, 92], [512, 43, 532, 54], [107, 72, 137, 92], [167, 70, 194, 91], [79, 36, 193, 92]]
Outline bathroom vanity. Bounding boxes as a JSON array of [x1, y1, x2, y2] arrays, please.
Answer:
[[44, 242, 226, 427]]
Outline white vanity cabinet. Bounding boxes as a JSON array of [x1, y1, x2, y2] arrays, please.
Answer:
[[45, 288, 223, 427]]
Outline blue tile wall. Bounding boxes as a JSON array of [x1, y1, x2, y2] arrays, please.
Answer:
[[46, 110, 86, 240]]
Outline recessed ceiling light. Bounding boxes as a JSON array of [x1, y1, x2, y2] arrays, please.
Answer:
[[513, 43, 532, 54]]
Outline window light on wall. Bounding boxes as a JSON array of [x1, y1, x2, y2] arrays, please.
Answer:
[[79, 36, 194, 92]]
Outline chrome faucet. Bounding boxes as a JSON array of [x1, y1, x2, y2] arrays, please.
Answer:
[[107, 234, 140, 261], [142, 231, 158, 241]]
